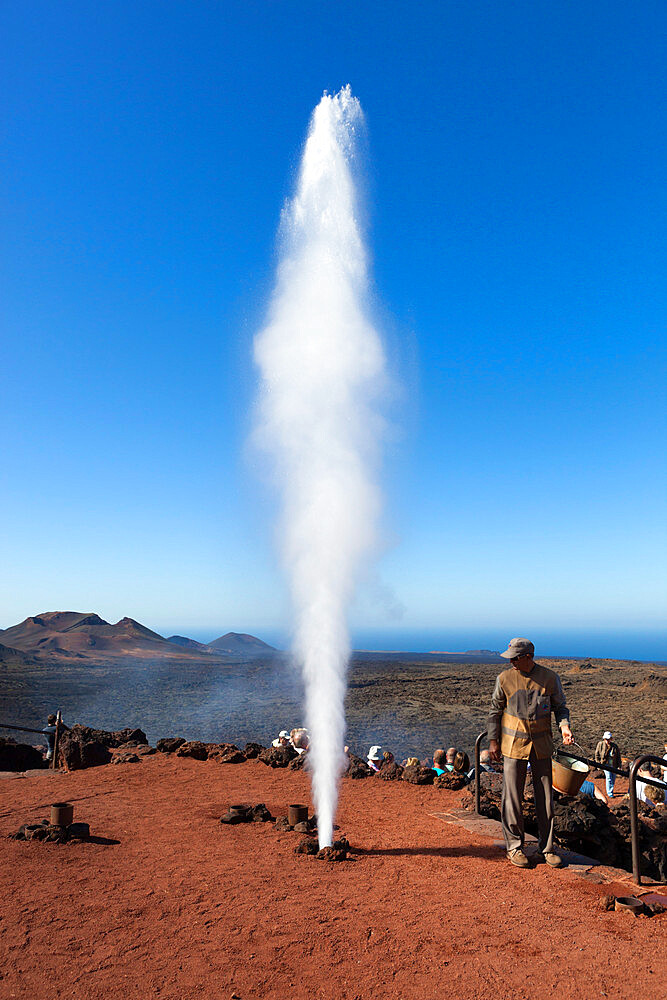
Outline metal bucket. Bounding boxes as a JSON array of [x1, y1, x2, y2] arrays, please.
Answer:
[[50, 802, 74, 827], [552, 755, 589, 796], [288, 803, 308, 826]]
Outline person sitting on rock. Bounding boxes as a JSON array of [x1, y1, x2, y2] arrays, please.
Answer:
[[290, 728, 310, 754], [452, 750, 474, 782], [432, 748, 447, 775], [272, 729, 291, 748], [367, 745, 382, 772], [579, 779, 608, 803], [643, 783, 666, 808], [634, 763, 658, 804], [444, 747, 457, 771], [479, 749, 496, 772]]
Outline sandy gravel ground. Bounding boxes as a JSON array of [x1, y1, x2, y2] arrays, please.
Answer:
[[1, 756, 665, 1000]]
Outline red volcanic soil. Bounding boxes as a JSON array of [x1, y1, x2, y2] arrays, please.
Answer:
[[1, 757, 665, 1000]]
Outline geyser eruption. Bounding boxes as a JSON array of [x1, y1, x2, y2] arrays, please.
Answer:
[[253, 86, 386, 848]]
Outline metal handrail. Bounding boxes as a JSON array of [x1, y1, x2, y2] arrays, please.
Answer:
[[475, 733, 666, 884], [628, 754, 667, 885], [553, 745, 667, 793], [0, 722, 47, 735]]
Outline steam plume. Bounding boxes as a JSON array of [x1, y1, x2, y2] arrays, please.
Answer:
[[254, 86, 386, 847]]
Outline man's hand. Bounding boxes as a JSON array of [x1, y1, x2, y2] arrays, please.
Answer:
[[561, 724, 574, 746], [489, 738, 502, 762]]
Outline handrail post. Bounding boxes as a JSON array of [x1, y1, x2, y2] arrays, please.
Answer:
[[629, 757, 642, 884], [52, 709, 62, 770], [627, 753, 667, 885], [474, 731, 486, 815]]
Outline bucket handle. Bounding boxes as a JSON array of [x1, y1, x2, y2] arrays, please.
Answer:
[[553, 739, 589, 758]]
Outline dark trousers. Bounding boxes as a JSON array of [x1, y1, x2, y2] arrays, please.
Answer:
[[501, 750, 554, 854]]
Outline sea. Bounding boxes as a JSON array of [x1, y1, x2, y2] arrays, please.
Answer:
[[190, 627, 667, 664]]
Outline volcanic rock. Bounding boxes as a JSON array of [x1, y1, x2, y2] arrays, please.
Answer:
[[220, 803, 273, 825], [13, 822, 68, 843], [0, 738, 46, 772], [274, 816, 292, 832], [377, 761, 404, 780], [175, 741, 209, 761], [317, 838, 349, 861], [206, 743, 246, 764], [250, 803, 273, 822], [345, 754, 373, 779], [156, 737, 186, 753], [294, 837, 319, 855], [257, 745, 297, 768], [220, 812, 246, 825], [434, 771, 468, 791], [112, 752, 141, 764], [402, 765, 437, 785], [57, 728, 112, 770], [77, 726, 148, 749], [243, 742, 265, 759], [288, 752, 308, 770]]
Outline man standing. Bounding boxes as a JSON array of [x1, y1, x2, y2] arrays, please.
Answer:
[[488, 637, 574, 869], [594, 731, 620, 797]]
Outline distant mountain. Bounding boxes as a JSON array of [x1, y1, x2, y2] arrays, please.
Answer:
[[0, 613, 278, 663], [166, 635, 216, 653], [464, 649, 501, 656], [0, 612, 192, 659], [208, 632, 277, 656]]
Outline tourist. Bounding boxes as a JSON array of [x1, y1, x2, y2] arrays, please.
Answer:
[[367, 745, 382, 772], [643, 784, 666, 808], [42, 714, 58, 761], [452, 750, 473, 782], [272, 729, 291, 748], [290, 728, 310, 754], [635, 763, 660, 805], [444, 747, 457, 771], [432, 748, 447, 775], [594, 730, 620, 797], [662, 741, 667, 784], [479, 749, 495, 772], [579, 778, 607, 803], [488, 637, 574, 869]]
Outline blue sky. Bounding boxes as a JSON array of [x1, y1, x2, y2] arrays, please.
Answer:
[[2, 2, 666, 653]]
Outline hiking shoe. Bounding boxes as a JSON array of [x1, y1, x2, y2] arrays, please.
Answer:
[[507, 849, 531, 868], [538, 852, 564, 868]]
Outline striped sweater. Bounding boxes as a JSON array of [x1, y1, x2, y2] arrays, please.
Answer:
[[487, 662, 570, 760]]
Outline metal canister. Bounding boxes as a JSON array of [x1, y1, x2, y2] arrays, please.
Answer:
[[288, 803, 308, 826], [50, 802, 74, 827]]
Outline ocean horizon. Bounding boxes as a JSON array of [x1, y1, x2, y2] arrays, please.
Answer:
[[182, 627, 667, 663]]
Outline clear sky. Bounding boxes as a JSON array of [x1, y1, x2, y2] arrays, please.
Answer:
[[2, 2, 666, 653]]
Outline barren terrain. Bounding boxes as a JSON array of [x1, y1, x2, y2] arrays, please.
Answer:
[[1, 755, 665, 1000]]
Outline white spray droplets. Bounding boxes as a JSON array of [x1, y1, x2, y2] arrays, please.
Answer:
[[254, 86, 386, 848]]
